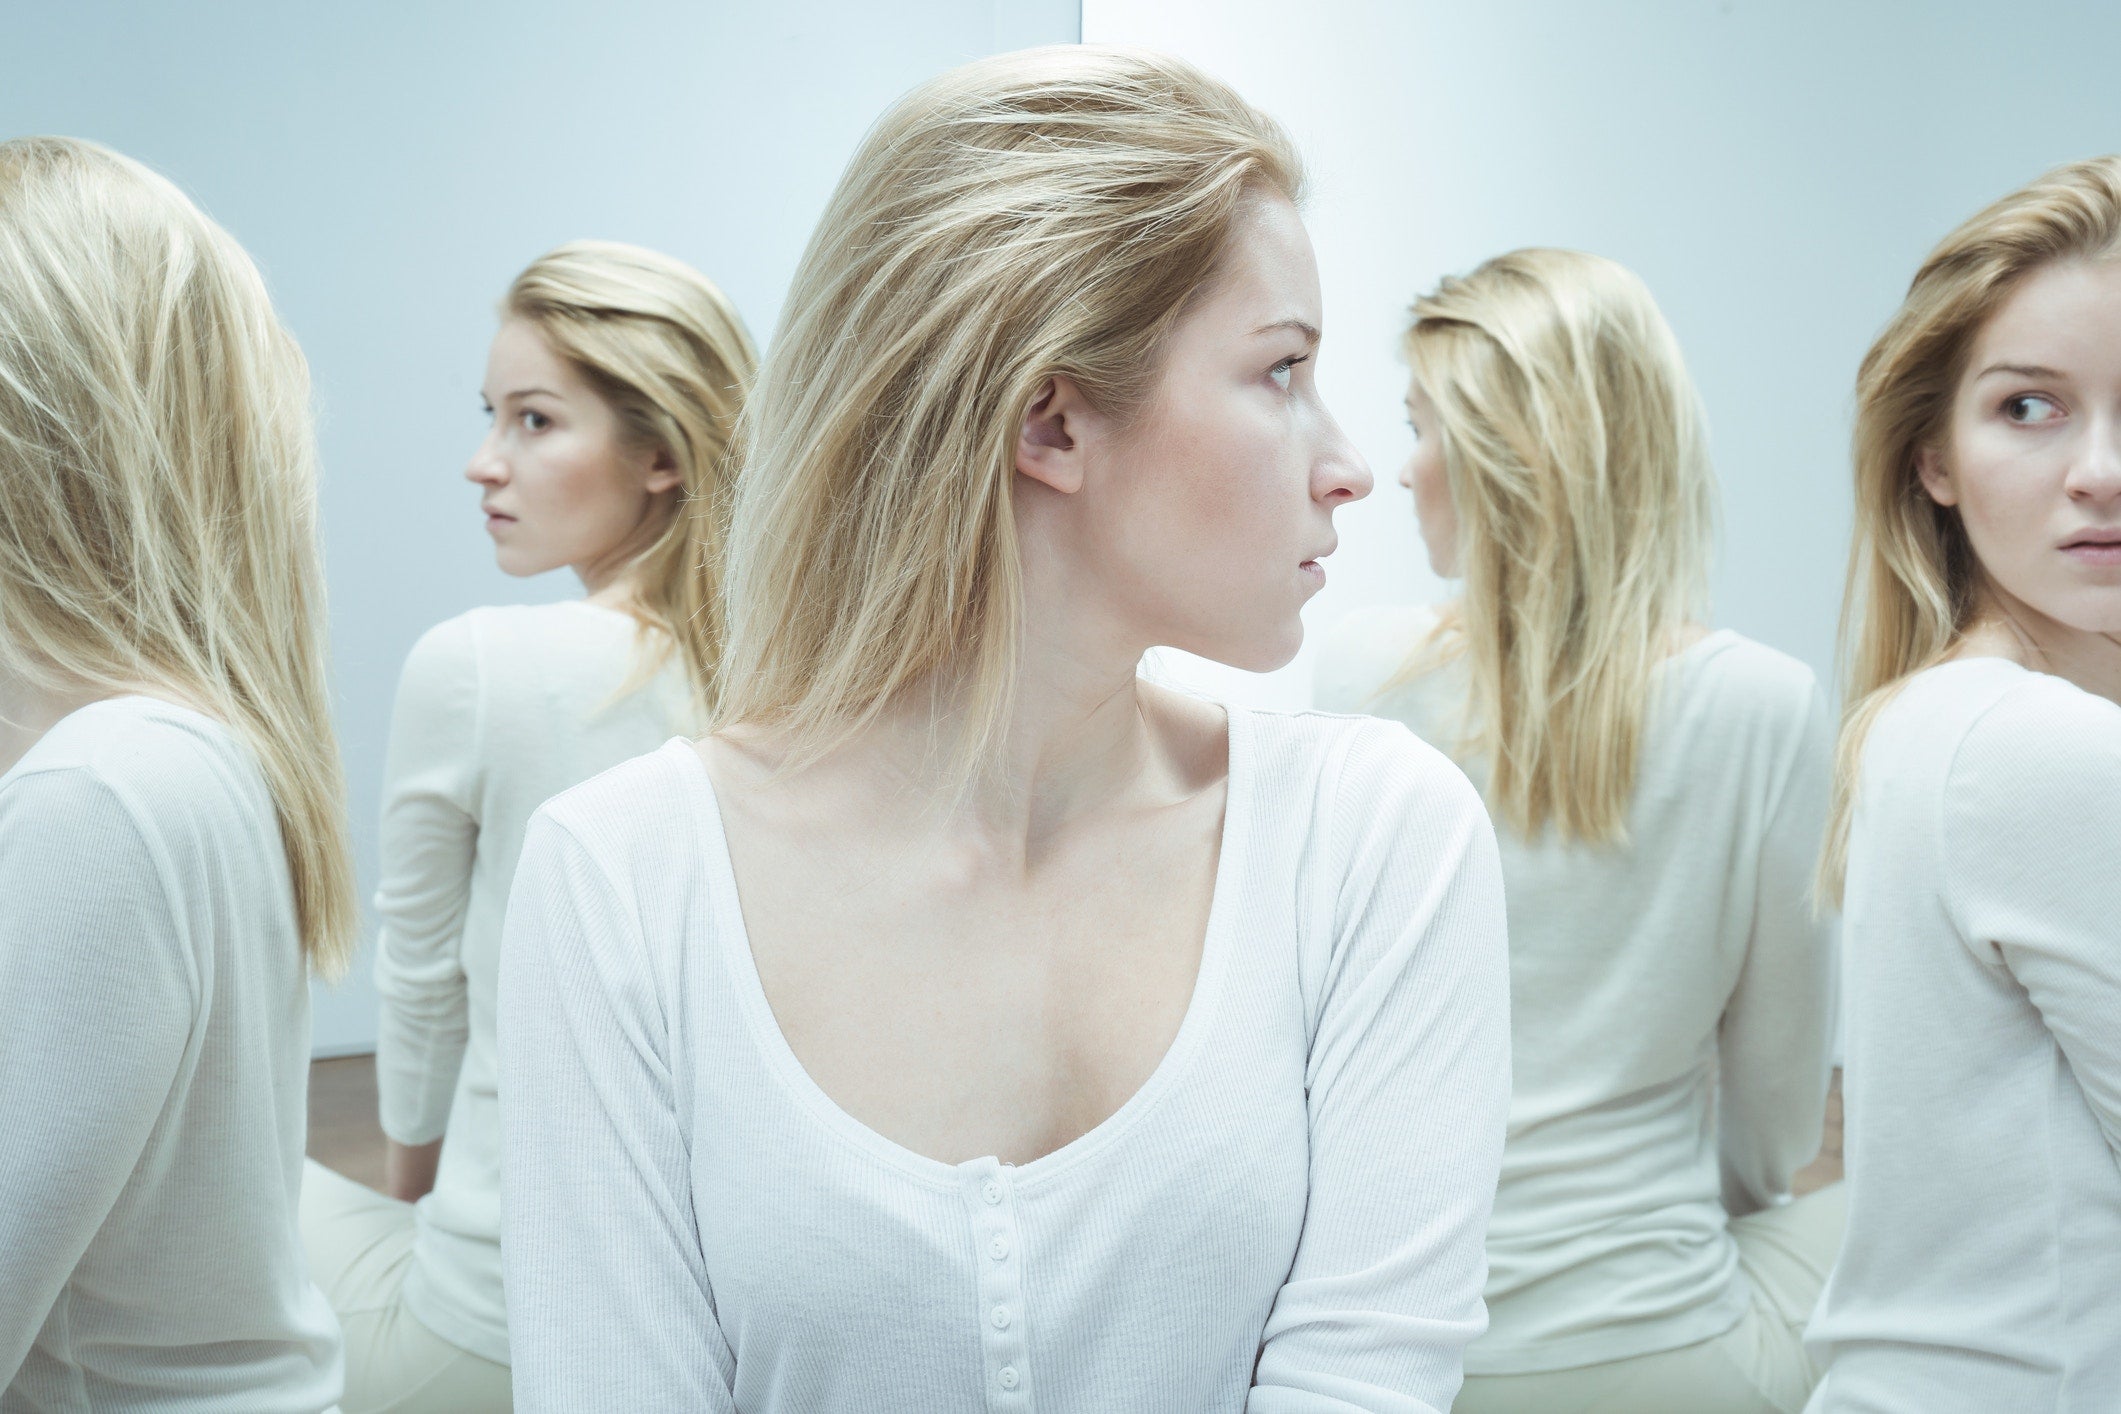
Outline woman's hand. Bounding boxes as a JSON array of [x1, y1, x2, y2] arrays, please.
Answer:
[[383, 1137, 444, 1204]]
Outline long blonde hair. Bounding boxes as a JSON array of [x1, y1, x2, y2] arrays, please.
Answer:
[[1820, 154, 2121, 900], [504, 241, 756, 711], [712, 45, 1303, 769], [0, 137, 356, 975], [1400, 248, 1715, 843]]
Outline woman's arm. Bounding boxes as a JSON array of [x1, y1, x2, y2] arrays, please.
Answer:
[[1718, 686, 1838, 1215], [1947, 687, 2121, 1156], [497, 812, 737, 1412], [0, 771, 192, 1380], [1249, 723, 1511, 1414], [371, 617, 484, 1192]]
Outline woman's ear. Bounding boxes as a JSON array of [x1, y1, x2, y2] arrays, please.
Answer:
[[643, 444, 683, 497], [1015, 376, 1091, 495], [1915, 443, 1958, 507]]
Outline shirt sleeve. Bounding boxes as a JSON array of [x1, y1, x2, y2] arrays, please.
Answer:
[[1944, 683, 2121, 1160], [497, 811, 737, 1413], [371, 616, 483, 1146], [1717, 683, 1838, 1215], [1249, 722, 1511, 1414], [0, 768, 195, 1380]]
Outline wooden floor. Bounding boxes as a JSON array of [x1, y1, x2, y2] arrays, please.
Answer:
[[309, 1054, 1845, 1196]]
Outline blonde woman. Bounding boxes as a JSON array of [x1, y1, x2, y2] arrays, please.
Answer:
[[497, 46, 1510, 1414], [1318, 249, 1842, 1414], [0, 138, 349, 1410], [299, 241, 755, 1413], [1803, 158, 2121, 1413]]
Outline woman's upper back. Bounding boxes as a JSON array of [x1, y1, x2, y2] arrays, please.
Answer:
[[1319, 605, 1828, 1076], [376, 599, 695, 1008], [1808, 657, 2121, 1411], [0, 695, 340, 1411], [1317, 605, 1836, 1370]]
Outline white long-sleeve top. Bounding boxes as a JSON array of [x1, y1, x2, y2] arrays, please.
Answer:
[[369, 600, 693, 1365], [1317, 608, 1836, 1374], [0, 697, 342, 1413], [497, 705, 1511, 1413], [1804, 658, 2121, 1413]]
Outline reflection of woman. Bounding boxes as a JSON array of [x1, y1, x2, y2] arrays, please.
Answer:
[[500, 47, 1510, 1413], [299, 241, 755, 1412], [1804, 158, 2121, 1413], [1319, 248, 1842, 1414], [0, 137, 349, 1410]]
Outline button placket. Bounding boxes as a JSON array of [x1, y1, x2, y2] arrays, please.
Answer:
[[960, 1158, 1034, 1412]]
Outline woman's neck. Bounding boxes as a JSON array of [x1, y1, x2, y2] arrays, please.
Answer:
[[1955, 588, 2121, 706], [719, 611, 1212, 867], [0, 668, 105, 778], [857, 648, 1163, 852]]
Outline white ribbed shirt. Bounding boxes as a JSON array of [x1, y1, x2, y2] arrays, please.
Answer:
[[370, 600, 694, 1365], [1805, 658, 2121, 1412], [0, 697, 341, 1413], [1317, 607, 1836, 1373], [497, 705, 1511, 1413]]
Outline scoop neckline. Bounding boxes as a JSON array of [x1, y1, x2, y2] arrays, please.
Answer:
[[667, 707, 1250, 1192]]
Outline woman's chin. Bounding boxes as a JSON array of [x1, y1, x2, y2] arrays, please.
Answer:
[[1175, 624, 1305, 677]]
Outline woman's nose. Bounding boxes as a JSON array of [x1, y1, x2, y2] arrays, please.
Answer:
[[465, 432, 506, 486]]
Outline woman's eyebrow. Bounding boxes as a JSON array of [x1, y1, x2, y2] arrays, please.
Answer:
[[1974, 361, 2066, 380], [1250, 318, 1320, 346]]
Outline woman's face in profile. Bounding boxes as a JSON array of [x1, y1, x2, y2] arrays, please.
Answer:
[[467, 319, 677, 581], [1400, 378, 1458, 578], [1921, 257, 2121, 636], [1067, 194, 1371, 673]]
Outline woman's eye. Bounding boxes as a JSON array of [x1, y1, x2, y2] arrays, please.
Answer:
[[2003, 393, 2062, 424], [520, 409, 551, 433], [1406, 419, 1422, 442], [1270, 354, 1308, 391]]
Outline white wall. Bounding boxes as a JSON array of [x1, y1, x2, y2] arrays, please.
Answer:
[[2, 0, 1079, 1055], [1088, 0, 2121, 709]]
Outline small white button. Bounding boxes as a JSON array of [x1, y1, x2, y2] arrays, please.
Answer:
[[988, 1235, 1010, 1261], [998, 1365, 1020, 1390], [981, 1179, 1004, 1205], [991, 1304, 1012, 1330]]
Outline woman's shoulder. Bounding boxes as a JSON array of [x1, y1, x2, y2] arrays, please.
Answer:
[[1236, 703, 1488, 838], [1937, 662, 2121, 810], [408, 600, 639, 671], [1664, 630, 1824, 746], [1860, 659, 2118, 834], [1680, 630, 1817, 700], [1876, 662, 2121, 937], [526, 737, 705, 876], [0, 697, 275, 888]]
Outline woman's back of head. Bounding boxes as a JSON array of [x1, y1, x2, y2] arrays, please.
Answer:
[[503, 239, 756, 708], [0, 135, 354, 974], [714, 45, 1304, 769], [1403, 247, 1716, 844]]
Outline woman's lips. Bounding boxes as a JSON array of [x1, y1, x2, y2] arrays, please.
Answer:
[[2062, 539, 2121, 567]]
